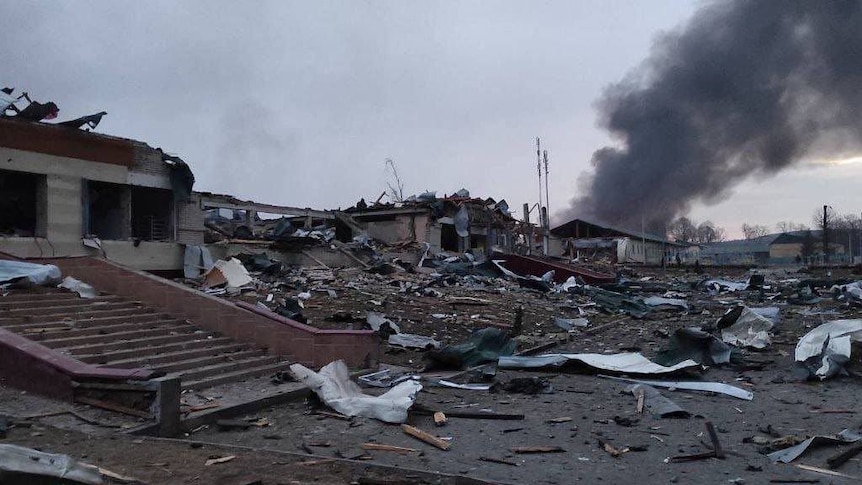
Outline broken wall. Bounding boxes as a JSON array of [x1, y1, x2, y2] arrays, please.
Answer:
[[0, 141, 197, 270]]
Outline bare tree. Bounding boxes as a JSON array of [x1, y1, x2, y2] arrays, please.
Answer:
[[696, 221, 726, 244], [668, 217, 697, 243], [775, 221, 808, 233], [812, 206, 839, 257], [384, 158, 405, 203], [741, 223, 769, 240]]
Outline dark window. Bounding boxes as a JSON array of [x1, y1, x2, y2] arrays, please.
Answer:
[[84, 181, 128, 239], [131, 187, 174, 241], [441, 223, 458, 252], [0, 169, 44, 237]]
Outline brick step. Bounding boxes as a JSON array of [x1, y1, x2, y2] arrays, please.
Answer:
[[97, 342, 250, 368], [182, 360, 293, 391], [21, 319, 187, 341], [0, 300, 140, 316], [1, 312, 163, 330], [43, 325, 206, 349], [0, 292, 79, 304], [77, 337, 236, 364], [59, 332, 218, 356], [148, 349, 266, 373], [0, 306, 154, 325], [168, 355, 279, 383], [0, 295, 125, 310]]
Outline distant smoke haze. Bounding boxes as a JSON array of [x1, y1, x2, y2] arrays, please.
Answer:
[[566, 0, 862, 234]]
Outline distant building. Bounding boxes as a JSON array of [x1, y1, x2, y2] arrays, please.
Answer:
[[701, 231, 847, 265], [550, 218, 692, 265]]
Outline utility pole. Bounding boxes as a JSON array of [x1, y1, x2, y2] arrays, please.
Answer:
[[823, 205, 829, 264], [543, 149, 550, 256], [536, 138, 544, 255]]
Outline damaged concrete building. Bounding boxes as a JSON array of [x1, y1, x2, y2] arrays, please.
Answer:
[[0, 118, 203, 271], [346, 192, 517, 257]]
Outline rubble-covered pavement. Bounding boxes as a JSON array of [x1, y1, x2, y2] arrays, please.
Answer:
[[5, 245, 862, 483], [173, 254, 862, 484]]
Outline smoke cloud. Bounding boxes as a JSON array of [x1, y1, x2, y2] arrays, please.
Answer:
[[567, 1, 862, 233]]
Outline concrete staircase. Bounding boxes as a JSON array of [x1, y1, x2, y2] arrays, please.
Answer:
[[0, 288, 292, 391]]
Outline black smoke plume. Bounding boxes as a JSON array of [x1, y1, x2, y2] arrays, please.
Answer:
[[568, 1, 862, 233]]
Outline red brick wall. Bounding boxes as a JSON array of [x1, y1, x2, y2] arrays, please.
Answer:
[[0, 119, 135, 167], [33, 256, 379, 369]]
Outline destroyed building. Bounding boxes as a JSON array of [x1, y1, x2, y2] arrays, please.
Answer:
[[0, 117, 204, 271], [346, 191, 517, 256], [551, 218, 694, 265]]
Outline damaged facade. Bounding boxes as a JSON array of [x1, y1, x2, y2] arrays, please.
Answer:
[[0, 118, 204, 270], [346, 192, 517, 257]]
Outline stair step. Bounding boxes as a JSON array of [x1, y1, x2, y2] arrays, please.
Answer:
[[97, 342, 250, 368], [42, 324, 198, 348], [77, 337, 236, 364], [22, 319, 187, 341], [149, 349, 266, 373], [0, 294, 124, 309], [60, 332, 218, 356], [0, 292, 79, 304], [0, 307, 154, 326], [169, 356, 279, 382], [182, 361, 293, 391], [0, 300, 139, 316], [2, 312, 163, 331]]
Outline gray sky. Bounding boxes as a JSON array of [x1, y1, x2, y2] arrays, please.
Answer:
[[3, 1, 860, 238]]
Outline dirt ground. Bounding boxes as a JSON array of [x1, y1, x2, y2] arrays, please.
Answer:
[[5, 263, 862, 484], [1, 423, 487, 484]]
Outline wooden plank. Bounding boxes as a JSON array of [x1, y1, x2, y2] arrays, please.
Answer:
[[401, 424, 451, 451], [362, 443, 419, 454], [511, 446, 565, 454]]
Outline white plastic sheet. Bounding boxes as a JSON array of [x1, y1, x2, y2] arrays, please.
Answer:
[[58, 276, 96, 299], [795, 319, 862, 379], [290, 360, 422, 423], [0, 261, 61, 286], [498, 352, 699, 375]]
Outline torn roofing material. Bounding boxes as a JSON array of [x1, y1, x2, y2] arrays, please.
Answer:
[[767, 429, 862, 463], [795, 319, 862, 379], [498, 352, 699, 376], [601, 375, 753, 401]]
